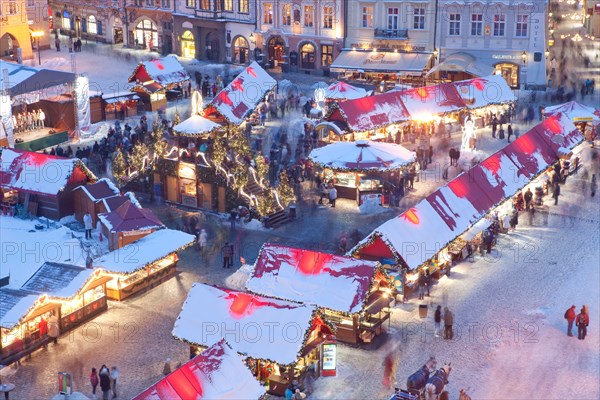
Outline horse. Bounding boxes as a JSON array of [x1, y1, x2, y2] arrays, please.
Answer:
[[406, 357, 437, 393], [424, 363, 452, 400]]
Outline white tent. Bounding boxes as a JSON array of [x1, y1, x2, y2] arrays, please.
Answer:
[[309, 140, 416, 171], [543, 101, 600, 123], [324, 81, 369, 100], [173, 114, 222, 136]]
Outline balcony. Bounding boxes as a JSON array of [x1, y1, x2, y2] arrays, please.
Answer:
[[374, 28, 408, 39]]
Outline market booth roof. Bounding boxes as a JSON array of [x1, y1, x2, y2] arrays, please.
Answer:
[[173, 283, 328, 365], [324, 81, 369, 100], [426, 52, 495, 77], [203, 62, 277, 125], [0, 62, 78, 97], [0, 148, 96, 196], [308, 140, 416, 171], [325, 90, 410, 132], [133, 339, 265, 400], [452, 75, 516, 109], [173, 114, 223, 137], [97, 200, 164, 233], [93, 229, 195, 274], [330, 50, 432, 74], [246, 243, 383, 314], [542, 101, 600, 123], [397, 83, 466, 117], [128, 55, 191, 87]]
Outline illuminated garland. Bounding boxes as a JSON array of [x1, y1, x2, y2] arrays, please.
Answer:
[[111, 149, 128, 187], [311, 160, 417, 174], [276, 170, 295, 207]]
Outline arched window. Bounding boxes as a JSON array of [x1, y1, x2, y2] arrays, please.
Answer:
[[88, 16, 97, 34], [134, 19, 158, 50], [181, 30, 195, 59], [300, 43, 315, 69], [232, 36, 249, 64]]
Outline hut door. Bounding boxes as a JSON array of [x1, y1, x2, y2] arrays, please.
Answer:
[[166, 176, 178, 202], [217, 187, 226, 213]]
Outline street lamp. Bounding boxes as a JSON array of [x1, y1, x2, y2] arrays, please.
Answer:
[[31, 30, 44, 65], [433, 48, 439, 59], [545, 48, 550, 58], [521, 51, 527, 64], [249, 33, 255, 44]]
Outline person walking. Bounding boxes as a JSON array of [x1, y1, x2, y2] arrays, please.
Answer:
[[83, 212, 93, 239], [329, 186, 337, 208], [425, 269, 432, 296], [524, 188, 533, 210], [564, 305, 576, 337], [48, 311, 59, 344], [222, 242, 234, 268], [491, 115, 498, 138], [110, 366, 119, 398], [552, 183, 561, 205], [507, 124, 513, 143], [99, 365, 111, 400], [576, 307, 589, 340], [55, 36, 61, 51], [417, 272, 425, 300], [591, 174, 597, 197], [229, 208, 238, 231], [68, 35, 74, 53], [443, 307, 454, 340], [197, 229, 208, 256], [90, 368, 99, 399], [434, 305, 442, 337], [39, 315, 48, 349]]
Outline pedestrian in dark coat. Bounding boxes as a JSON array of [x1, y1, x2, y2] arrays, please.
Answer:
[[553, 183, 561, 205], [222, 242, 234, 268], [425, 269, 432, 296], [507, 124, 513, 142], [417, 272, 425, 300], [591, 174, 597, 197], [99, 365, 111, 400], [491, 116, 498, 138], [434, 305, 442, 337], [443, 307, 454, 339], [524, 188, 533, 210], [564, 305, 576, 337], [576, 307, 589, 340]]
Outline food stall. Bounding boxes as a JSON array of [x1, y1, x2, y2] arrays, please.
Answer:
[[102, 94, 143, 120], [133, 339, 265, 400], [172, 283, 334, 396], [247, 243, 393, 345], [309, 140, 416, 204], [94, 229, 195, 301], [0, 265, 111, 365]]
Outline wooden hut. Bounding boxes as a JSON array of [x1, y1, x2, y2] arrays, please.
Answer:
[[72, 178, 120, 226]]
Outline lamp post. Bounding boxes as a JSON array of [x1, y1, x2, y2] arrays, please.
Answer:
[[31, 30, 44, 65], [521, 51, 527, 91]]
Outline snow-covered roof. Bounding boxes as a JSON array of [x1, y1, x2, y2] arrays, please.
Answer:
[[309, 140, 416, 171], [534, 114, 585, 152], [325, 81, 369, 100], [0, 149, 96, 195], [0, 216, 86, 286], [0, 291, 38, 329], [21, 263, 88, 294], [247, 244, 382, 314], [326, 90, 410, 132], [74, 178, 120, 201], [204, 62, 277, 124], [133, 339, 265, 400], [173, 283, 318, 365], [453, 75, 516, 109], [93, 229, 195, 274], [0, 61, 77, 96], [98, 200, 164, 233], [502, 128, 558, 179], [129, 55, 191, 87], [173, 114, 222, 137], [426, 185, 485, 234], [543, 101, 600, 122], [397, 83, 466, 117]]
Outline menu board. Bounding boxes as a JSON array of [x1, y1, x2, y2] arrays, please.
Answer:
[[322, 343, 337, 371]]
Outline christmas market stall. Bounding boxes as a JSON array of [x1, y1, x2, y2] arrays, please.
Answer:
[[0, 149, 96, 219], [93, 229, 195, 301], [324, 81, 369, 101], [397, 83, 466, 122], [133, 339, 265, 400], [98, 200, 164, 251], [542, 101, 600, 145], [318, 90, 411, 143], [246, 243, 393, 345], [128, 55, 191, 112], [308, 140, 416, 205], [72, 178, 120, 226], [0, 264, 111, 365], [172, 283, 335, 396], [102, 93, 143, 120]]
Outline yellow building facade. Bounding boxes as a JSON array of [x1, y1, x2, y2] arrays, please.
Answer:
[[1, 0, 34, 61]]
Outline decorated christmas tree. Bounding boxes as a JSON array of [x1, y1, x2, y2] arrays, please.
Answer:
[[277, 170, 296, 207], [111, 149, 128, 187]]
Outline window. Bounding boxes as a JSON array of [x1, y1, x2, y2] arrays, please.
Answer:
[[161, 0, 170, 7], [223, 0, 233, 11], [293, 8, 301, 23], [448, 13, 460, 36], [361, 6, 373, 28], [387, 8, 399, 30], [88, 15, 97, 34], [323, 6, 333, 29], [8, 1, 18, 14], [516, 14, 528, 37], [145, 0, 153, 6], [322, 44, 333, 67], [185, 0, 195, 7], [413, 7, 425, 30], [263, 3, 272, 24], [471, 13, 482, 36], [300, 43, 315, 68], [304, 6, 313, 27], [239, 0, 248, 13], [62, 16, 71, 30], [199, 0, 210, 9], [282, 4, 291, 25], [27, 0, 34, 7], [493, 14, 505, 36]]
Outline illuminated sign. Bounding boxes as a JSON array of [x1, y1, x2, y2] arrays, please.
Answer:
[[322, 343, 337, 374]]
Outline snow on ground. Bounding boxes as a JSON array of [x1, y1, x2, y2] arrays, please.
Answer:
[[312, 146, 600, 400]]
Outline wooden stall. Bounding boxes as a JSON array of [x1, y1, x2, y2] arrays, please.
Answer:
[[0, 265, 111, 365], [172, 283, 334, 396], [0, 149, 96, 219], [94, 229, 195, 301], [97, 200, 164, 251], [72, 178, 120, 226], [102, 94, 143, 120], [248, 243, 393, 345]]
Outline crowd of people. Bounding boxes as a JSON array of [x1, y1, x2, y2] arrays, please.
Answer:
[[90, 365, 119, 400], [11, 109, 46, 133]]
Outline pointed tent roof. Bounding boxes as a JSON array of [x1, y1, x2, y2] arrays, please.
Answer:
[[324, 81, 369, 100], [542, 101, 600, 122], [173, 114, 222, 137], [98, 200, 163, 233], [133, 339, 265, 400]]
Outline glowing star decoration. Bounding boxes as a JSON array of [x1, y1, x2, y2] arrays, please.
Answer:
[[190, 90, 204, 116], [151, 60, 165, 70], [402, 208, 420, 225], [246, 66, 257, 78]]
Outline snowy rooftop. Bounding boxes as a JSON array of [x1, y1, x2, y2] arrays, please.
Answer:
[[133, 339, 265, 400], [98, 200, 164, 233], [204, 62, 277, 124], [453, 75, 515, 109], [0, 149, 95, 196], [0, 290, 38, 329], [74, 178, 120, 201], [309, 140, 416, 171], [247, 243, 381, 314], [173, 114, 222, 137], [93, 229, 195, 274], [129, 55, 191, 87], [397, 83, 466, 117], [173, 283, 317, 365], [324, 81, 369, 101], [543, 100, 600, 122]]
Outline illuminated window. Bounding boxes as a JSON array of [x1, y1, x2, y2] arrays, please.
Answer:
[[323, 6, 333, 29], [362, 6, 373, 28], [282, 4, 291, 25], [88, 15, 97, 34], [304, 5, 313, 27], [263, 3, 273, 24], [239, 0, 248, 13]]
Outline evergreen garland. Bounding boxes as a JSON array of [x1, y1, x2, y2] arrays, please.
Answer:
[[254, 154, 269, 185]]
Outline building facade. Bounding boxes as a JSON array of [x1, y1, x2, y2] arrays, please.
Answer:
[[127, 0, 174, 53], [583, 0, 600, 38], [172, 0, 256, 64], [254, 0, 344, 73], [27, 0, 52, 50], [1, 0, 35, 61], [435, 0, 548, 89]]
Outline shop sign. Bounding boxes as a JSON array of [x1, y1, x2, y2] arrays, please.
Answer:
[[492, 54, 518, 60], [58, 372, 72, 395], [360, 193, 382, 206], [321, 342, 337, 377]]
